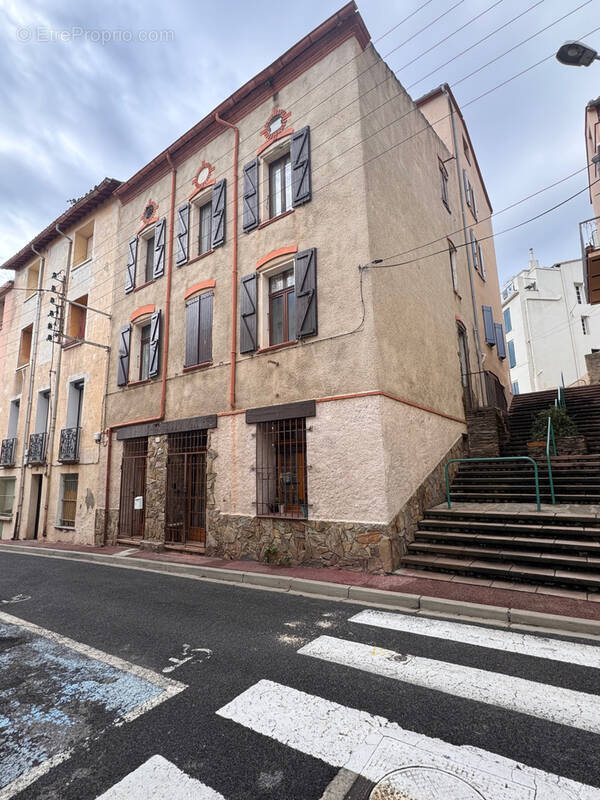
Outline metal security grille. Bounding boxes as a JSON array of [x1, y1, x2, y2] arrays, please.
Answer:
[[59, 474, 78, 527], [165, 431, 207, 546], [118, 437, 147, 539], [256, 418, 307, 518]]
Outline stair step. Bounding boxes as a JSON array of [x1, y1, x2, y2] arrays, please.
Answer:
[[415, 530, 600, 551], [406, 541, 600, 568], [425, 508, 600, 525], [418, 517, 600, 537]]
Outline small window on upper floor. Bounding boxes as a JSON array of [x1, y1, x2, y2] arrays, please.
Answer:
[[463, 136, 471, 165], [17, 324, 32, 368], [582, 316, 591, 335], [269, 267, 295, 346], [0, 298, 5, 329], [144, 234, 155, 284], [503, 307, 512, 333], [448, 240, 457, 293], [139, 322, 151, 381], [26, 262, 40, 299], [439, 159, 449, 211], [66, 295, 87, 344], [73, 220, 94, 267], [269, 153, 292, 219], [198, 201, 212, 256], [575, 283, 584, 304]]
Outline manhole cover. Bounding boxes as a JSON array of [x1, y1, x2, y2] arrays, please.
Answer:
[[370, 767, 486, 800]]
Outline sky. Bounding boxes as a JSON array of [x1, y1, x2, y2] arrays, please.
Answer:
[[1, 0, 599, 286]]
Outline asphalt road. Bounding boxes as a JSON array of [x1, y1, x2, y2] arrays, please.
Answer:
[[1, 551, 600, 799]]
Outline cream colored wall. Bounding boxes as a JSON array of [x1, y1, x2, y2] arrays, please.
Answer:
[[586, 106, 600, 222]]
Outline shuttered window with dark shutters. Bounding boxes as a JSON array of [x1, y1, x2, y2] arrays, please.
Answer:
[[176, 204, 190, 266], [148, 310, 161, 378], [240, 273, 258, 353], [470, 230, 479, 273], [184, 293, 213, 367], [125, 238, 137, 294], [211, 179, 226, 249], [295, 248, 317, 339], [153, 217, 166, 279], [242, 159, 259, 232], [494, 322, 506, 359], [291, 126, 311, 206], [117, 325, 131, 386], [482, 305, 496, 346]]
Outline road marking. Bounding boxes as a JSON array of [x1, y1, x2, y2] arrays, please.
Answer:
[[162, 643, 212, 674], [114, 548, 139, 557], [299, 635, 600, 734], [96, 755, 226, 799], [350, 608, 600, 668], [0, 612, 186, 800], [217, 679, 600, 799], [0, 594, 30, 605]]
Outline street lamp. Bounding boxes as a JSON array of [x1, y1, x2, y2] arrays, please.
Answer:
[[556, 40, 599, 67]]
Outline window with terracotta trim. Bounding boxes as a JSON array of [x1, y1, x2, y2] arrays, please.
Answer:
[[185, 291, 213, 367], [198, 201, 212, 255], [144, 235, 155, 284], [269, 268, 295, 346], [139, 322, 151, 381], [269, 154, 292, 219]]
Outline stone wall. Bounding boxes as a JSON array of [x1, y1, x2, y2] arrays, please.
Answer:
[[585, 351, 600, 385], [94, 508, 119, 546], [466, 407, 509, 457], [143, 434, 168, 550]]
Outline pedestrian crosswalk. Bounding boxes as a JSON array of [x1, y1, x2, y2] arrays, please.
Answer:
[[215, 608, 600, 799]]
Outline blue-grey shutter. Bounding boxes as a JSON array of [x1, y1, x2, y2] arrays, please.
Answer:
[[508, 340, 516, 368], [470, 230, 479, 272], [463, 169, 471, 206], [478, 244, 486, 279], [291, 126, 311, 207], [148, 310, 161, 378], [176, 204, 190, 266], [242, 159, 259, 232], [198, 291, 213, 364], [471, 186, 478, 219], [240, 273, 258, 353], [125, 237, 137, 294], [185, 297, 199, 367], [494, 322, 506, 359], [211, 179, 226, 248], [295, 248, 317, 338], [482, 305, 495, 346], [117, 325, 131, 386], [153, 217, 166, 279]]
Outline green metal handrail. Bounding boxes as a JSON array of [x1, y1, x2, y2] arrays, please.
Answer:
[[546, 416, 557, 505], [445, 457, 541, 512]]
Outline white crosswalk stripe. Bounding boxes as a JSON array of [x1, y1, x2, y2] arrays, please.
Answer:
[[217, 679, 600, 799], [96, 755, 226, 799], [350, 608, 600, 668], [298, 634, 600, 734]]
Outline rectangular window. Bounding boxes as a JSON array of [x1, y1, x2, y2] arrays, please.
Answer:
[[35, 390, 50, 434], [269, 268, 295, 345], [66, 380, 84, 429], [463, 136, 471, 165], [256, 418, 307, 518], [470, 230, 479, 273], [470, 185, 478, 219], [144, 235, 155, 284], [67, 295, 88, 343], [139, 323, 151, 380], [508, 339, 516, 368], [73, 220, 94, 267], [269, 154, 292, 219], [26, 262, 40, 299], [448, 240, 457, 292], [503, 307, 512, 333], [59, 473, 78, 527], [18, 324, 33, 368], [0, 477, 16, 516], [439, 160, 449, 210], [582, 316, 590, 335], [512, 381, 519, 396], [478, 245, 485, 279], [7, 399, 19, 438], [0, 298, 5, 329], [575, 284, 584, 304], [199, 202, 212, 255], [185, 292, 213, 367]]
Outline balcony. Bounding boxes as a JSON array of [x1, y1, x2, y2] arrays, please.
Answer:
[[0, 438, 17, 467], [58, 427, 81, 463], [580, 217, 600, 304], [27, 432, 47, 465]]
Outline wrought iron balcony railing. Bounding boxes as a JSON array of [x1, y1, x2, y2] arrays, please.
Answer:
[[27, 432, 47, 465], [0, 438, 17, 467], [58, 427, 81, 463]]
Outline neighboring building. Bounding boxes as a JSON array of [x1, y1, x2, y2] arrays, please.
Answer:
[[98, 2, 509, 571], [0, 3, 510, 571], [583, 96, 600, 304], [501, 251, 600, 394], [0, 179, 120, 543]]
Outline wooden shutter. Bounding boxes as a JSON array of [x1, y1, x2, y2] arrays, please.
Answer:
[[482, 305, 495, 346], [494, 322, 506, 359], [117, 325, 131, 386], [291, 126, 311, 207], [125, 237, 137, 294], [295, 248, 317, 339], [153, 217, 166, 278], [470, 230, 479, 272], [176, 204, 190, 266], [148, 310, 161, 378], [242, 158, 259, 232], [240, 273, 258, 353], [185, 296, 199, 367], [211, 179, 226, 248], [198, 291, 213, 364]]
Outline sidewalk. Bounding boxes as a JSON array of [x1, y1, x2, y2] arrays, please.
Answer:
[[2, 537, 600, 632]]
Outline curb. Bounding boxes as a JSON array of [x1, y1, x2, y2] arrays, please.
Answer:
[[2, 544, 600, 639]]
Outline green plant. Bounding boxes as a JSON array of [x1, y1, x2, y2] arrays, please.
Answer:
[[264, 544, 278, 563], [530, 406, 578, 441]]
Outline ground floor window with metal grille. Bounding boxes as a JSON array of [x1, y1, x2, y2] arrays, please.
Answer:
[[165, 430, 207, 546], [256, 418, 307, 518], [118, 437, 148, 539], [59, 474, 78, 527]]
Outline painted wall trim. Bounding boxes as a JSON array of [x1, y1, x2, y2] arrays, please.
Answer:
[[184, 279, 216, 300], [256, 246, 298, 270], [130, 304, 156, 323]]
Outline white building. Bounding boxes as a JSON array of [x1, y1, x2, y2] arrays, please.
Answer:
[[501, 251, 600, 394]]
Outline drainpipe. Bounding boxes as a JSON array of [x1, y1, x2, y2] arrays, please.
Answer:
[[40, 225, 73, 538], [102, 151, 177, 543], [443, 85, 485, 404], [13, 245, 46, 539], [214, 112, 239, 409]]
